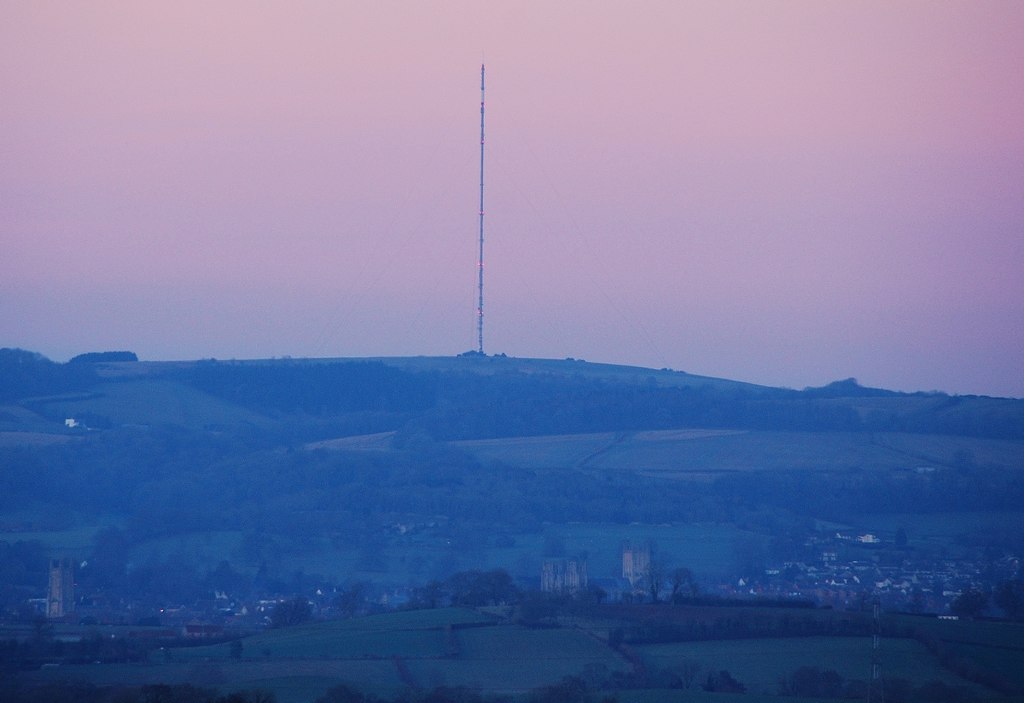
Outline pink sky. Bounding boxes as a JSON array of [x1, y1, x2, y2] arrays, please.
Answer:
[[3, 1, 1023, 396]]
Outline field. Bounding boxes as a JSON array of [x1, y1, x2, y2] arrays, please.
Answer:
[[457, 429, 1024, 475], [41, 380, 271, 428], [28, 608, 631, 701], [635, 636, 982, 695], [2, 356, 766, 442], [891, 615, 1024, 689], [26, 606, 1024, 703]]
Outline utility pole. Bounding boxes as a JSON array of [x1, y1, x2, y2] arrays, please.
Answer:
[[868, 596, 885, 703]]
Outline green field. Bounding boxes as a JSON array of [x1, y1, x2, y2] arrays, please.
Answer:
[[27, 606, 1024, 702], [28, 608, 631, 701], [31, 660, 405, 703], [456, 428, 1024, 475], [457, 431, 625, 470], [48, 380, 271, 428], [891, 615, 1024, 689], [636, 635, 983, 696], [176, 608, 498, 661], [23, 356, 756, 438], [405, 624, 628, 693]]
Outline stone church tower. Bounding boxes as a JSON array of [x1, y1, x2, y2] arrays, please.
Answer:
[[47, 558, 74, 619]]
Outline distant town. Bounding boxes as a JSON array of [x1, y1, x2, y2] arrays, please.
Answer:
[[17, 527, 1019, 637]]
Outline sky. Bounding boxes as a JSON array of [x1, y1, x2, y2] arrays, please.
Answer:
[[2, 1, 1023, 397]]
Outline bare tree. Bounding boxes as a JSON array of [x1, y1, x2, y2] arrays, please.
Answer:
[[648, 559, 665, 603], [669, 567, 699, 603]]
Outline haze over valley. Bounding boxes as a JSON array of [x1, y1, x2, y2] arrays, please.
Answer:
[[3, 2, 1023, 701], [1, 348, 1023, 701]]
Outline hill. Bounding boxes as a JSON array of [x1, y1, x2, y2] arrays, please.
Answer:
[[3, 349, 1023, 441], [1, 348, 1022, 639]]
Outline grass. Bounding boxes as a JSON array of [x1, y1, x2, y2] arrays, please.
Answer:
[[457, 428, 1024, 475], [29, 608, 628, 699], [405, 624, 629, 693], [891, 615, 1024, 689], [0, 429, 77, 446], [595, 431, 902, 473], [28, 607, 1024, 701], [367, 356, 758, 392], [32, 660, 406, 698], [42, 379, 270, 429], [457, 432, 623, 470], [177, 608, 499, 660], [635, 636, 985, 695]]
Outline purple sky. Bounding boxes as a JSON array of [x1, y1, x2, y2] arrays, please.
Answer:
[[3, 2, 1023, 397]]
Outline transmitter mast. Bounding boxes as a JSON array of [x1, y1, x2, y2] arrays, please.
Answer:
[[476, 64, 486, 355]]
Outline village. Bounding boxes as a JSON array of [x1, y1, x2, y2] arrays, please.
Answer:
[[16, 528, 1019, 643]]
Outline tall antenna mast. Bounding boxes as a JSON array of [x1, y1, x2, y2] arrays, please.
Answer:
[[476, 63, 486, 355]]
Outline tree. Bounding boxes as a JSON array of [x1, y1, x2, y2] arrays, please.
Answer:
[[87, 526, 131, 590], [220, 691, 277, 703], [208, 560, 248, 596], [335, 582, 368, 618], [910, 585, 926, 614], [702, 670, 746, 694], [647, 560, 665, 604], [448, 569, 517, 607], [583, 584, 607, 605], [270, 596, 312, 628], [409, 580, 446, 610], [950, 588, 988, 618], [69, 350, 138, 363], [669, 567, 698, 603], [994, 579, 1024, 620]]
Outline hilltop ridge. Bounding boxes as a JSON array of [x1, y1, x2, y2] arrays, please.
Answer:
[[2, 348, 1022, 442]]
